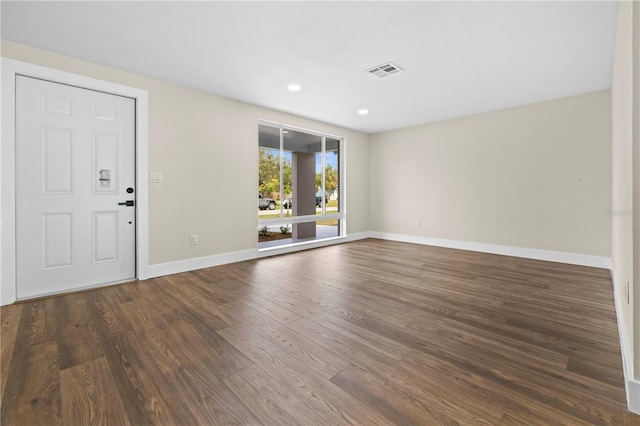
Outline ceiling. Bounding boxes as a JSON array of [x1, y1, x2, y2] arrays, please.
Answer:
[[1, 1, 619, 134]]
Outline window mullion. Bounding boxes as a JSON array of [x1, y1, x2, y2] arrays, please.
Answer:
[[321, 136, 326, 215], [279, 127, 284, 218]]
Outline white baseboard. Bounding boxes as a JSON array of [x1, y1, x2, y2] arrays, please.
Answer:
[[611, 271, 640, 414], [146, 249, 257, 279], [346, 231, 372, 242], [629, 380, 640, 414], [369, 231, 611, 269]]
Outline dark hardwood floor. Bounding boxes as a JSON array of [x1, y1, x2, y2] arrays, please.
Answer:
[[2, 238, 638, 425]]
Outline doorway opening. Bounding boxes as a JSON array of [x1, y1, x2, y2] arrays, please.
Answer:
[[15, 76, 137, 299], [1, 58, 149, 305]]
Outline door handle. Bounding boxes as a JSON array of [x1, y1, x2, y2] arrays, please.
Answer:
[[118, 200, 135, 207]]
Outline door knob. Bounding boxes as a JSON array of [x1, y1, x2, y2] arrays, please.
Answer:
[[118, 200, 135, 207]]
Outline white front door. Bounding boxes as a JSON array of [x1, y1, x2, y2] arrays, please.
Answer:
[[16, 75, 136, 299]]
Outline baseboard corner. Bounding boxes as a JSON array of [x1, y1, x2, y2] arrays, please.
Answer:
[[628, 378, 640, 414]]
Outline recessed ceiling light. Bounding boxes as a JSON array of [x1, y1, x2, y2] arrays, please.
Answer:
[[283, 130, 289, 134], [287, 84, 301, 92], [358, 109, 369, 115]]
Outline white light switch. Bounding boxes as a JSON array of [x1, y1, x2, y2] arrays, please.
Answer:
[[150, 172, 163, 183]]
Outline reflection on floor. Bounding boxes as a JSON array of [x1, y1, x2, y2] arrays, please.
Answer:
[[259, 225, 340, 249]]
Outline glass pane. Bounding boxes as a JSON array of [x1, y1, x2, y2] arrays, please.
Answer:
[[258, 125, 282, 218], [326, 138, 340, 213], [316, 150, 324, 214]]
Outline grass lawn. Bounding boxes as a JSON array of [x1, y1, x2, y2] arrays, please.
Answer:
[[260, 200, 338, 219]]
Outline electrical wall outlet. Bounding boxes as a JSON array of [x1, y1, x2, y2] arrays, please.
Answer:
[[150, 172, 163, 183], [190, 234, 198, 245]]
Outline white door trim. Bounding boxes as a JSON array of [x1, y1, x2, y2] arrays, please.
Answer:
[[1, 58, 149, 305]]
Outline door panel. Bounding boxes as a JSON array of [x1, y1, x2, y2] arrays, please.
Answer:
[[42, 126, 73, 194], [92, 211, 119, 263], [16, 76, 136, 299], [42, 212, 73, 269]]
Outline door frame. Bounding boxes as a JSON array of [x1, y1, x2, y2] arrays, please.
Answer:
[[1, 58, 149, 305]]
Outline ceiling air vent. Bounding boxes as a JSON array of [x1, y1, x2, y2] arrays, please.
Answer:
[[366, 62, 404, 78]]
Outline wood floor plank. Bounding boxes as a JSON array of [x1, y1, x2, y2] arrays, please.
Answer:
[[272, 294, 412, 360], [189, 268, 283, 300], [625, 409, 640, 426], [165, 273, 234, 306], [286, 316, 400, 368], [404, 318, 622, 403], [0, 303, 23, 397], [166, 313, 254, 379], [402, 348, 622, 425], [346, 299, 626, 421], [224, 364, 329, 426], [1, 239, 637, 425], [121, 281, 253, 380], [401, 351, 549, 425], [25, 298, 57, 346], [84, 291, 186, 425], [166, 360, 263, 425], [217, 300, 350, 379], [118, 299, 183, 374], [256, 271, 418, 328], [218, 324, 393, 425], [60, 357, 130, 426], [146, 277, 236, 330], [337, 355, 506, 425], [405, 315, 569, 372], [83, 290, 123, 336], [498, 411, 562, 426], [135, 279, 254, 380], [55, 296, 103, 370], [409, 294, 578, 361], [238, 294, 303, 325], [1, 340, 62, 425], [567, 349, 626, 387], [330, 363, 456, 425]]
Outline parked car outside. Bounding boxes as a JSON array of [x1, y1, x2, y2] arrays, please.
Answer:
[[282, 195, 328, 209], [258, 193, 276, 210]]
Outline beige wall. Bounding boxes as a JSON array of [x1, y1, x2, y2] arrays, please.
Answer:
[[1, 40, 370, 265], [370, 91, 612, 256], [611, 0, 639, 383]]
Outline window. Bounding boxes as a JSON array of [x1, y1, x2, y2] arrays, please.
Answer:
[[258, 122, 344, 249]]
